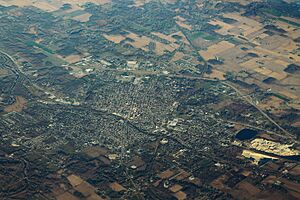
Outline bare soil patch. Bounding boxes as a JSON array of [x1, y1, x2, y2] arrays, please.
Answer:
[[0, 0, 111, 12], [103, 34, 126, 44], [72, 13, 92, 22], [109, 182, 127, 192], [176, 21, 192, 30], [4, 96, 27, 113]]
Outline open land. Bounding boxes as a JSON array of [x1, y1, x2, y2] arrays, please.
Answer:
[[0, 0, 299, 200]]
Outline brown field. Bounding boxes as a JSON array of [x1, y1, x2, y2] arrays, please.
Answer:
[[131, 0, 151, 7], [208, 100, 233, 111], [199, 41, 235, 60], [209, 19, 234, 35], [64, 55, 82, 64], [223, 13, 261, 27], [151, 32, 176, 43], [0, 0, 32, 7], [109, 182, 126, 192], [0, 0, 59, 11], [281, 16, 300, 24], [289, 103, 300, 111], [278, 90, 299, 100], [250, 32, 269, 43], [34, 1, 59, 11], [269, 71, 287, 80], [103, 34, 126, 44], [244, 26, 262, 37], [57, 192, 79, 200], [191, 36, 212, 48], [216, 45, 246, 62], [253, 46, 299, 63], [210, 12, 263, 39], [204, 10, 300, 111], [220, 0, 262, 6], [86, 193, 105, 200], [123, 31, 179, 55], [67, 174, 103, 199], [126, 32, 151, 49], [175, 169, 191, 181], [176, 21, 192, 30], [231, 181, 261, 199], [27, 26, 38, 35], [56, 4, 84, 15], [289, 165, 300, 176], [72, 13, 92, 22], [254, 67, 273, 76], [169, 184, 183, 193], [170, 52, 184, 62], [170, 31, 190, 45], [74, 181, 96, 197], [240, 55, 288, 80], [67, 0, 111, 5], [260, 35, 290, 51], [128, 156, 145, 168], [0, 0, 111, 12], [208, 19, 233, 29], [257, 96, 284, 111], [174, 191, 187, 200], [51, 186, 66, 197], [4, 96, 27, 113], [210, 175, 230, 191], [277, 39, 298, 52], [35, 38, 43, 43], [159, 169, 176, 179], [273, 59, 289, 67], [67, 175, 84, 187], [174, 16, 186, 22], [83, 146, 108, 158], [240, 58, 262, 70], [155, 41, 178, 55], [275, 20, 300, 39], [205, 69, 225, 80], [279, 178, 300, 194]]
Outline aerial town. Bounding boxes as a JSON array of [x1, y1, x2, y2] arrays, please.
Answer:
[[0, 0, 299, 199]]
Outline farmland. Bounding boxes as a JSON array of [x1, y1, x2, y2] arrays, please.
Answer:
[[0, 0, 299, 200]]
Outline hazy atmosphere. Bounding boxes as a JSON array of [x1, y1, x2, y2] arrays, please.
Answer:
[[0, 0, 300, 199]]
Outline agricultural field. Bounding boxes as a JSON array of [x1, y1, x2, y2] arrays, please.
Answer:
[[0, 0, 300, 200]]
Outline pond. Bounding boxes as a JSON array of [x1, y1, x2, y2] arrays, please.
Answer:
[[235, 128, 258, 141]]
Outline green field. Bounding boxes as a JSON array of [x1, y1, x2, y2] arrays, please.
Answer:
[[25, 41, 54, 54], [189, 31, 217, 41]]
